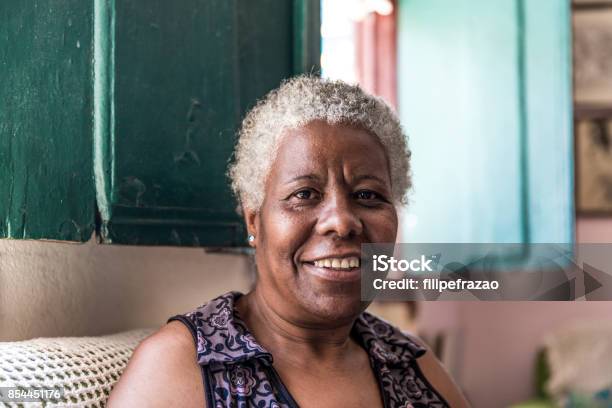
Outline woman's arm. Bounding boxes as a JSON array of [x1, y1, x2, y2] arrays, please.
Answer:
[[106, 322, 205, 408], [417, 348, 471, 408]]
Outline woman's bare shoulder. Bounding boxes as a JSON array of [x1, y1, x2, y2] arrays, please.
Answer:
[[106, 321, 205, 408]]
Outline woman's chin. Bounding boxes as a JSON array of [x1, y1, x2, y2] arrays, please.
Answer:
[[297, 286, 367, 323]]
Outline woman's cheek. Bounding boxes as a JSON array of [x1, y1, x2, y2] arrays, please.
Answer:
[[365, 209, 398, 242], [266, 209, 310, 265]]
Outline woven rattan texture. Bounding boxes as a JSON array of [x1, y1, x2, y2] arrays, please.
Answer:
[[0, 329, 153, 408]]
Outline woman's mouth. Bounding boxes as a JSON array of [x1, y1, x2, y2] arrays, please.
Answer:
[[303, 256, 361, 282], [313, 257, 360, 269]]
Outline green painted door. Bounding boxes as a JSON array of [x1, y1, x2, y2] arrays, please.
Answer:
[[398, 0, 574, 243], [1, 0, 320, 246]]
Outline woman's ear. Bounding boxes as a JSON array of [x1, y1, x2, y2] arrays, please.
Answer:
[[244, 207, 259, 247]]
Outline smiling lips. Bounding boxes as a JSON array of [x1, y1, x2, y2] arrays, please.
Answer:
[[303, 255, 362, 282], [313, 257, 360, 270]]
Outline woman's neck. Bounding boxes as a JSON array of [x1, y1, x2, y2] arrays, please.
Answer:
[[235, 287, 360, 367]]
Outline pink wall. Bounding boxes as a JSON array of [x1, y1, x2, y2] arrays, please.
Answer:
[[576, 216, 612, 243], [456, 301, 612, 407], [418, 217, 612, 408]]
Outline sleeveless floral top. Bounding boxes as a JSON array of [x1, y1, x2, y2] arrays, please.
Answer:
[[169, 292, 449, 408]]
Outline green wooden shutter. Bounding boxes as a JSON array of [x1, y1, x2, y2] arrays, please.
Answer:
[[0, 1, 95, 241], [398, 0, 573, 244]]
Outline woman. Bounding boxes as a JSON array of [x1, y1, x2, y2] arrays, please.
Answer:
[[108, 76, 468, 407]]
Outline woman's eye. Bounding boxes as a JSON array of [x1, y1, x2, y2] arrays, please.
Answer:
[[354, 190, 382, 201], [294, 189, 318, 200]]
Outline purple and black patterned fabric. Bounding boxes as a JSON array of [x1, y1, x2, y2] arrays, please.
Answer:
[[169, 292, 449, 408]]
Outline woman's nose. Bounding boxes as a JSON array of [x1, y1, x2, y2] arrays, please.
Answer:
[[315, 193, 363, 238]]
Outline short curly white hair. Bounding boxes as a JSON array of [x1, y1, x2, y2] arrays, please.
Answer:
[[228, 75, 411, 212]]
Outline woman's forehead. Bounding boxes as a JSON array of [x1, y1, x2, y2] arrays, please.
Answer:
[[271, 122, 391, 183]]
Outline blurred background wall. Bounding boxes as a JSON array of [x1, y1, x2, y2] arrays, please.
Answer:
[[0, 239, 252, 341]]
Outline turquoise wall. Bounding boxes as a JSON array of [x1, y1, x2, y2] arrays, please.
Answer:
[[398, 0, 574, 243]]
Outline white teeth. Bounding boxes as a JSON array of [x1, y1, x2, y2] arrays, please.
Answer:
[[313, 257, 360, 269]]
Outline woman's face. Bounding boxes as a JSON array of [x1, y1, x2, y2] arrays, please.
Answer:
[[246, 120, 398, 325]]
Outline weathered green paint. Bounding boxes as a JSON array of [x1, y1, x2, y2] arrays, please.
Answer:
[[398, 0, 573, 243], [95, 0, 321, 246], [0, 1, 95, 241], [93, 0, 114, 225]]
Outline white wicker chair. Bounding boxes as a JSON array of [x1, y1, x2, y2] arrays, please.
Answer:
[[0, 329, 154, 408]]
